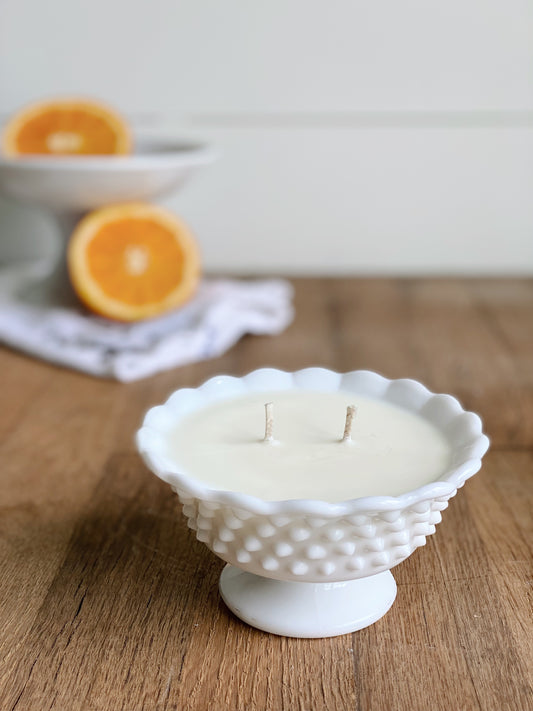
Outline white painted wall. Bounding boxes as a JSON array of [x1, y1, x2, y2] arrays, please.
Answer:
[[1, 1, 532, 273]]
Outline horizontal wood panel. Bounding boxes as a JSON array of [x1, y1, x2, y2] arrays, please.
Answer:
[[1, 0, 532, 113], [162, 125, 533, 274]]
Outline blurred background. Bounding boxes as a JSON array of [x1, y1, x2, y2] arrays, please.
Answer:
[[1, 0, 532, 274]]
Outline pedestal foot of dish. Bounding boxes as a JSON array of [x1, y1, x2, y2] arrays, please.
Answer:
[[20, 211, 84, 305], [219, 564, 397, 637]]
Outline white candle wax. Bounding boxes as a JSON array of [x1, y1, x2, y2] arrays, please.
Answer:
[[165, 390, 452, 502]]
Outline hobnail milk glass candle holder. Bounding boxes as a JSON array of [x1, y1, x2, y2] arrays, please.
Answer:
[[136, 368, 489, 638]]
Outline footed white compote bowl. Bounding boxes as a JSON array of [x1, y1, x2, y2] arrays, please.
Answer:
[[136, 368, 489, 638], [0, 137, 215, 302]]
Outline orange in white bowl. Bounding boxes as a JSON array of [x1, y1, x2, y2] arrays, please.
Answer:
[[2, 97, 132, 157]]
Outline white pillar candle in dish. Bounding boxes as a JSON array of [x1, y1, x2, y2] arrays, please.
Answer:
[[165, 390, 451, 502]]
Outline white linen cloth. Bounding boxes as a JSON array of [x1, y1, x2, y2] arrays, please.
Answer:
[[0, 262, 293, 381]]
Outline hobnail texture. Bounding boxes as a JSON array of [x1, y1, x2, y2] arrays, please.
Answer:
[[137, 368, 489, 584]]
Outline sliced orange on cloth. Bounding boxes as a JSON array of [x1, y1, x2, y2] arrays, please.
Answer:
[[67, 203, 201, 321], [2, 97, 131, 156]]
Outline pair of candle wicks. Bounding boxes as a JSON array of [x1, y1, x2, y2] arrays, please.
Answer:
[[263, 402, 357, 443]]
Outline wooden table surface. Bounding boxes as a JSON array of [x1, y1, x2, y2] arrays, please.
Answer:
[[1, 278, 532, 711]]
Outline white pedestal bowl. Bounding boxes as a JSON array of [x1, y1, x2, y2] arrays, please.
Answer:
[[136, 368, 489, 638], [0, 138, 215, 301]]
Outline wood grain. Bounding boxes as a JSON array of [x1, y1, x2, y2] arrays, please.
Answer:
[[1, 278, 532, 711]]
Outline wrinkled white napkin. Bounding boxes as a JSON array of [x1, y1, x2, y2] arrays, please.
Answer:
[[0, 262, 294, 381]]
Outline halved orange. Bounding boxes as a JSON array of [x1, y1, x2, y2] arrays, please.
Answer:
[[2, 98, 131, 156], [67, 203, 201, 321]]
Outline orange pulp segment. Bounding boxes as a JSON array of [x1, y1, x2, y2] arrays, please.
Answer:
[[2, 98, 131, 156], [67, 204, 201, 321]]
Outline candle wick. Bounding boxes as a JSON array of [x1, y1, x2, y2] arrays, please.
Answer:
[[263, 402, 274, 443], [342, 405, 357, 443]]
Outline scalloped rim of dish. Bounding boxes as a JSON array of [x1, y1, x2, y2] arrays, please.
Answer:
[[136, 368, 490, 516]]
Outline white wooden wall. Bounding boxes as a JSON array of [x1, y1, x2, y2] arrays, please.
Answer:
[[1, 1, 532, 273]]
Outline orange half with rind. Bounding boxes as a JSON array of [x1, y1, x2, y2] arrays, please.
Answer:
[[67, 203, 201, 321], [2, 98, 132, 156]]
